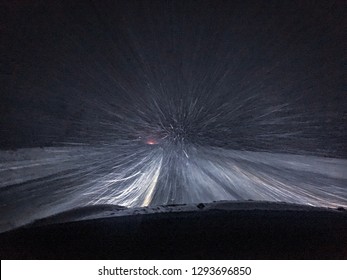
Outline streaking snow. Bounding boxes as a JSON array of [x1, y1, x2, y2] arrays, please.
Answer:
[[0, 146, 346, 232]]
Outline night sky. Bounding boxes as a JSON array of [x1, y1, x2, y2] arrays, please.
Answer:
[[1, 0, 346, 155], [0, 0, 346, 232]]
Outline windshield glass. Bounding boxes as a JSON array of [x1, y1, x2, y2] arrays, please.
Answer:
[[1, 0, 346, 233]]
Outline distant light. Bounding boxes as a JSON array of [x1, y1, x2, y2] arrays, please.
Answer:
[[146, 138, 158, 145]]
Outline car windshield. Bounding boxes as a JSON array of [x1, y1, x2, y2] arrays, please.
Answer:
[[1, 0, 346, 233]]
